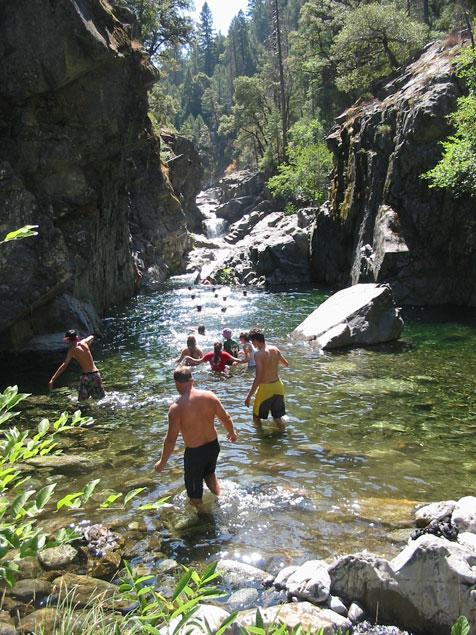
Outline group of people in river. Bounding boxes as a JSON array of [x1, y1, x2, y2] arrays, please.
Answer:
[[47, 289, 289, 513]]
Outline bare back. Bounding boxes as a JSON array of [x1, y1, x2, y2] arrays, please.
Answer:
[[255, 345, 286, 383], [70, 341, 97, 373], [170, 387, 223, 448]]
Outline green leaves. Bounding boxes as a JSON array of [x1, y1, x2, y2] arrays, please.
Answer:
[[451, 616, 470, 635], [0, 225, 38, 244]]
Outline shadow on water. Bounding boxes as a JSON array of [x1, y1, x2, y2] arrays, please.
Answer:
[[2, 282, 476, 569]]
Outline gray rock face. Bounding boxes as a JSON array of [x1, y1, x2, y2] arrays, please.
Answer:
[[329, 534, 476, 634], [310, 40, 476, 306], [290, 283, 403, 349], [218, 170, 266, 203], [232, 602, 352, 634], [0, 0, 196, 350]]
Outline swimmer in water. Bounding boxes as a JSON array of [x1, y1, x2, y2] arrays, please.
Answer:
[[244, 328, 289, 431], [184, 342, 242, 373], [48, 330, 105, 401], [154, 366, 237, 511], [176, 335, 204, 366]]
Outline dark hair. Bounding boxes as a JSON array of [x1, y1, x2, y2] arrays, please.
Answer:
[[197, 325, 205, 335], [239, 332, 250, 342], [174, 366, 192, 383], [64, 329, 79, 341], [187, 336, 197, 348], [213, 341, 222, 364], [249, 328, 265, 344]]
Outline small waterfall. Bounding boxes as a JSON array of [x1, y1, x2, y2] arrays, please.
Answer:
[[204, 216, 226, 239], [197, 189, 226, 240]]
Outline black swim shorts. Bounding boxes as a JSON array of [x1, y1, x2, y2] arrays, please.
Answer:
[[183, 438, 220, 500]]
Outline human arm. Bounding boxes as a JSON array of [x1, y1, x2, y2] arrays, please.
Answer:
[[278, 349, 289, 368], [175, 348, 188, 365], [48, 351, 73, 390], [214, 396, 237, 442], [244, 355, 264, 406], [154, 406, 180, 472], [182, 355, 206, 366], [82, 335, 94, 346]]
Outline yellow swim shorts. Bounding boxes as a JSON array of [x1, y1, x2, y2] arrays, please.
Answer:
[[253, 379, 286, 419]]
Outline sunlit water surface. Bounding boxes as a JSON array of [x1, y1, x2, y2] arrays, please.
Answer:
[[4, 281, 476, 573]]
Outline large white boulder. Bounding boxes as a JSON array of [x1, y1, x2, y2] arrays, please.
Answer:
[[329, 534, 476, 634], [452, 496, 476, 532], [290, 283, 403, 349]]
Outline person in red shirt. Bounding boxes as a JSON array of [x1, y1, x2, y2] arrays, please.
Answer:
[[183, 341, 243, 373]]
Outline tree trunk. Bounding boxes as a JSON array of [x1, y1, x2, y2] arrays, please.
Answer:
[[422, 0, 429, 25], [274, 0, 288, 160], [382, 33, 399, 69]]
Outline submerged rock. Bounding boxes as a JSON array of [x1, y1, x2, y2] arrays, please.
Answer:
[[290, 283, 403, 349]]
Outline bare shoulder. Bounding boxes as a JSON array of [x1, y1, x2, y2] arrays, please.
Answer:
[[195, 388, 219, 401]]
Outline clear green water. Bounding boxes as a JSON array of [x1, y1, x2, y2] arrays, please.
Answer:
[[4, 282, 476, 572]]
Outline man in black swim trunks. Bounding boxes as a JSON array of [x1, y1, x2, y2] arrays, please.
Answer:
[[154, 366, 237, 511]]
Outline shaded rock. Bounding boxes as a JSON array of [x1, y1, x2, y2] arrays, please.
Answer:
[[226, 587, 259, 612], [52, 573, 133, 611], [86, 549, 122, 579], [284, 560, 331, 604], [12, 557, 44, 581], [38, 545, 78, 570], [232, 602, 352, 634], [25, 455, 95, 475], [9, 578, 52, 602], [0, 623, 16, 635], [216, 559, 273, 591], [310, 40, 476, 307], [162, 604, 230, 635], [260, 588, 289, 608], [329, 534, 476, 635], [415, 500, 456, 527], [290, 283, 403, 349], [17, 608, 58, 634], [452, 496, 476, 532]]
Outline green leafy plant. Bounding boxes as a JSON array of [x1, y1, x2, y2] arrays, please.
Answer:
[[0, 225, 38, 244], [451, 615, 470, 635], [118, 560, 227, 633], [215, 266, 235, 285], [423, 46, 476, 198]]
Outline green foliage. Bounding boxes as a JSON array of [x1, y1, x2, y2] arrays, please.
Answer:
[[423, 46, 476, 198], [118, 560, 227, 632], [0, 386, 94, 586], [0, 225, 38, 244], [267, 118, 332, 207], [215, 266, 235, 285], [332, 2, 428, 92], [451, 615, 470, 635]]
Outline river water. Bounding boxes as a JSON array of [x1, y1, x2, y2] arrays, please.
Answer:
[[4, 278, 476, 573]]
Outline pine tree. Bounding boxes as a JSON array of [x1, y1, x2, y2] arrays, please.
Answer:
[[198, 2, 216, 76]]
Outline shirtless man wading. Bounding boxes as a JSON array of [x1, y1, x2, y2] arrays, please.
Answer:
[[245, 328, 289, 431], [48, 329, 105, 401], [154, 366, 237, 510]]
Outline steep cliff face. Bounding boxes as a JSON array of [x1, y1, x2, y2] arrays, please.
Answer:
[[0, 0, 198, 350], [311, 39, 476, 306]]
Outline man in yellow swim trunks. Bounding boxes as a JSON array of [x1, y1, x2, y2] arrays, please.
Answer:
[[244, 328, 289, 431]]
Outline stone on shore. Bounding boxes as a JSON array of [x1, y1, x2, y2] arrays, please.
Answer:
[[0, 623, 16, 635], [38, 545, 78, 570], [451, 496, 476, 532], [329, 534, 476, 634], [52, 573, 133, 612], [226, 587, 259, 612], [348, 602, 365, 623], [161, 605, 230, 635], [8, 578, 52, 602], [283, 560, 331, 604], [216, 559, 273, 590], [231, 602, 352, 634], [415, 500, 456, 527], [17, 608, 58, 634], [290, 283, 403, 349]]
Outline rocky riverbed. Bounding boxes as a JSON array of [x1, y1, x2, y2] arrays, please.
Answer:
[[3, 494, 475, 633]]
